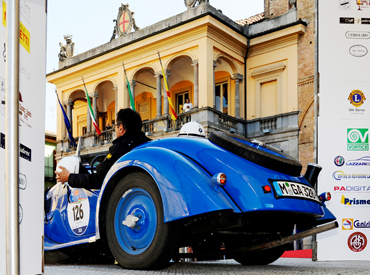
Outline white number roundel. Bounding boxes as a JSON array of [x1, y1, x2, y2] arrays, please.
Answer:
[[67, 188, 90, 235]]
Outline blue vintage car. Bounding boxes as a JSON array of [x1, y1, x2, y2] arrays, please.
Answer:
[[44, 123, 337, 269]]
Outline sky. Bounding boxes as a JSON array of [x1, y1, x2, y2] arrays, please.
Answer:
[[45, 0, 264, 133]]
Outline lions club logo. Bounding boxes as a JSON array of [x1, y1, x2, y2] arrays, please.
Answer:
[[348, 90, 366, 108], [348, 232, 367, 252]]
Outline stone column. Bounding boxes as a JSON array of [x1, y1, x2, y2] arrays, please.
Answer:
[[93, 92, 99, 132], [192, 60, 199, 108], [129, 80, 137, 109], [232, 73, 243, 118], [155, 72, 162, 117], [113, 85, 118, 119], [163, 69, 170, 116], [213, 60, 217, 108]]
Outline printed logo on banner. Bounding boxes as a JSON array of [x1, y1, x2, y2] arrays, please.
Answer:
[[354, 220, 370, 228], [20, 143, 31, 162], [340, 17, 355, 24], [357, 1, 370, 10], [19, 173, 27, 190], [2, 1, 5, 27], [347, 128, 369, 151], [2, 2, 30, 53], [332, 170, 370, 180], [348, 89, 366, 107], [342, 218, 354, 230], [341, 195, 370, 206], [0, 132, 4, 149], [19, 91, 33, 128], [346, 31, 370, 39], [334, 156, 345, 166], [20, 0, 31, 25], [346, 156, 370, 166], [339, 0, 350, 10], [348, 232, 367, 252], [334, 185, 370, 192], [19, 204, 23, 224], [349, 45, 368, 57], [0, 77, 4, 116]]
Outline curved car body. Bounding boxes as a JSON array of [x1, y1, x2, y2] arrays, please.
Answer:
[[44, 132, 337, 268]]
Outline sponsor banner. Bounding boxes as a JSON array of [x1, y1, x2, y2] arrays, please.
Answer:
[[318, 1, 370, 261], [343, 218, 370, 230], [332, 170, 370, 180], [334, 185, 370, 192], [0, 1, 45, 274], [334, 155, 370, 167], [348, 232, 367, 252]]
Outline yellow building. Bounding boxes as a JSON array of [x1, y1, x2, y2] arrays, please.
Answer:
[[47, 2, 305, 162]]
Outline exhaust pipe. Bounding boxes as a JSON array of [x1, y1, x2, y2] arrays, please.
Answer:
[[238, 221, 338, 253]]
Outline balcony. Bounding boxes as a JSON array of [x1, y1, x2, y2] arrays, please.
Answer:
[[56, 108, 299, 160]]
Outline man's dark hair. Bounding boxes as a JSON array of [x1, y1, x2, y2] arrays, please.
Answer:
[[116, 108, 143, 132]]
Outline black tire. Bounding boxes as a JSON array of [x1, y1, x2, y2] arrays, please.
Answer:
[[233, 246, 285, 265], [106, 172, 178, 270], [208, 131, 302, 176]]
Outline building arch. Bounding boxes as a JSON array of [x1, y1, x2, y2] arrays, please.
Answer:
[[214, 53, 238, 75], [67, 89, 85, 102], [92, 77, 117, 94], [165, 51, 196, 70]]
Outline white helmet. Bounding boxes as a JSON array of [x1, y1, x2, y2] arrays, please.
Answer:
[[178, 121, 206, 137]]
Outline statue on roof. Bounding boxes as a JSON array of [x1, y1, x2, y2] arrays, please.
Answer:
[[58, 35, 74, 61], [110, 4, 140, 41], [185, 0, 209, 9]]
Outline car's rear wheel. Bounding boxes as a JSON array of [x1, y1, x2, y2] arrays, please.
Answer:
[[106, 172, 178, 270], [208, 131, 302, 176], [233, 245, 286, 265]]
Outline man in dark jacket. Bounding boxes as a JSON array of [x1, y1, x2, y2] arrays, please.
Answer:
[[55, 108, 151, 189]]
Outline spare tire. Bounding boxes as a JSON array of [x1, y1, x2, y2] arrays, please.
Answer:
[[208, 131, 302, 176]]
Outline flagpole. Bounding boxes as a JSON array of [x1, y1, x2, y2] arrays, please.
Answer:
[[55, 90, 76, 148], [157, 51, 177, 120]]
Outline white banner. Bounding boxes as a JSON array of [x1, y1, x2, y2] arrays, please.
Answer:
[[318, 0, 370, 260], [0, 1, 46, 274]]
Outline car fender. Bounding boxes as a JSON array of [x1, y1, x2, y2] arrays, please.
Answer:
[[95, 147, 236, 238]]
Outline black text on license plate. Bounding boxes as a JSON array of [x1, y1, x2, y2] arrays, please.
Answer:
[[271, 181, 320, 203]]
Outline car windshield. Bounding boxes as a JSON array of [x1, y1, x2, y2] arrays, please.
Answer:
[[233, 137, 288, 159]]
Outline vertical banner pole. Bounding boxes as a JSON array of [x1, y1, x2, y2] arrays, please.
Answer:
[[5, 0, 20, 274], [312, 0, 319, 260]]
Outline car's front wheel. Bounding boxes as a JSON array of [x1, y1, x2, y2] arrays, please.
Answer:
[[106, 172, 178, 270]]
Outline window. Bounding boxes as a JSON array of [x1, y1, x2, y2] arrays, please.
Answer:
[[261, 80, 277, 117], [215, 81, 228, 114], [82, 126, 87, 135], [250, 62, 286, 119], [176, 92, 189, 114]]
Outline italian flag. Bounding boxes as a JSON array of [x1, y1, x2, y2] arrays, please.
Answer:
[[82, 78, 101, 135], [122, 62, 136, 111], [126, 74, 136, 111]]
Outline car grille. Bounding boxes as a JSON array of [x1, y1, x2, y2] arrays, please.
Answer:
[[45, 197, 52, 214]]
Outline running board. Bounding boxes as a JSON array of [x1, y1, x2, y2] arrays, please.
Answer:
[[242, 221, 338, 252]]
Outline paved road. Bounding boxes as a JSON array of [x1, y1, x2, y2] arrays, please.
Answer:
[[44, 258, 370, 274]]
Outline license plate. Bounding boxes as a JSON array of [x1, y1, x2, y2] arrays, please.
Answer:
[[271, 180, 320, 203]]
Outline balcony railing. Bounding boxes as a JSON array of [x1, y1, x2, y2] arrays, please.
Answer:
[[57, 108, 299, 157]]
